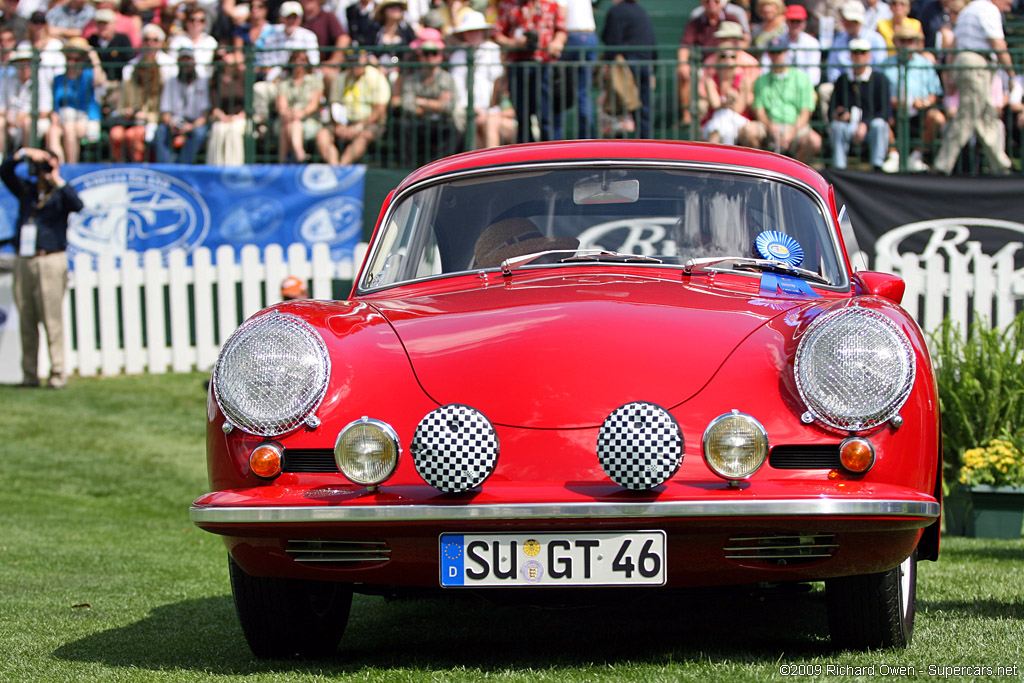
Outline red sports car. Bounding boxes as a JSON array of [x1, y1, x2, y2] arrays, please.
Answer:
[[192, 140, 941, 657]]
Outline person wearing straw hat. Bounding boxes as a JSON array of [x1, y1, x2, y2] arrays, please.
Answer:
[[879, 25, 944, 172], [49, 36, 105, 164], [4, 49, 55, 152], [473, 217, 579, 269], [449, 10, 512, 148], [372, 0, 415, 84]]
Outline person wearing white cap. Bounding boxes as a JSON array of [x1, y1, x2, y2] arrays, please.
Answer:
[[819, 0, 886, 121], [827, 36, 896, 170], [253, 0, 320, 125], [87, 7, 134, 82], [261, 0, 320, 81], [448, 10, 513, 149], [932, 0, 1015, 174]]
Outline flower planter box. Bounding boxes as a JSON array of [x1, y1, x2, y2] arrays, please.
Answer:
[[944, 485, 1024, 539]]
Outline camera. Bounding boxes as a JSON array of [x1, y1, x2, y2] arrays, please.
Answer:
[[30, 160, 54, 176], [524, 30, 538, 53]]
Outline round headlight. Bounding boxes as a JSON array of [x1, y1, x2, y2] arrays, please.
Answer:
[[795, 307, 915, 431], [703, 411, 769, 480], [213, 312, 330, 437], [335, 417, 400, 485]]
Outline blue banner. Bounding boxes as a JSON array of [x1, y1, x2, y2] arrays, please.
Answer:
[[0, 163, 365, 264]]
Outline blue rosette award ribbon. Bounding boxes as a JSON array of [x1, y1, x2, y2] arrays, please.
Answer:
[[755, 231, 804, 266], [754, 231, 819, 298]]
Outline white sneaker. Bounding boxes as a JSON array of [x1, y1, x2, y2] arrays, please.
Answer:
[[908, 150, 929, 173], [881, 150, 900, 173]]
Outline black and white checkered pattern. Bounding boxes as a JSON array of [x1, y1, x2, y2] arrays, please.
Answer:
[[597, 402, 683, 490], [411, 404, 500, 493]]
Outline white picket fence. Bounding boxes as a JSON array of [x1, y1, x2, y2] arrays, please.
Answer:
[[876, 248, 1024, 335], [63, 241, 367, 377], [4, 241, 1022, 379]]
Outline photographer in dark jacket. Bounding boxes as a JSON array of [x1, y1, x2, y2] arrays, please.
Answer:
[[1, 147, 84, 389]]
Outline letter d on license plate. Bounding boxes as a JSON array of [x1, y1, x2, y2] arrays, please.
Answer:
[[440, 531, 666, 587]]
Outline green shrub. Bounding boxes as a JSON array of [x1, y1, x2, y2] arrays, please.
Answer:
[[930, 312, 1024, 488]]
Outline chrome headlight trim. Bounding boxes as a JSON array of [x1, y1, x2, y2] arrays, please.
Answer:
[[702, 411, 770, 480], [334, 417, 401, 486], [795, 306, 915, 432], [213, 311, 331, 437]]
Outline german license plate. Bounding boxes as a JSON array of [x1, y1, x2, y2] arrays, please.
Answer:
[[439, 531, 666, 587]]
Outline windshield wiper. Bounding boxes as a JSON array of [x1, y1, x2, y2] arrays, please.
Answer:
[[499, 249, 663, 275], [683, 257, 830, 285], [560, 251, 664, 264], [499, 249, 588, 275]]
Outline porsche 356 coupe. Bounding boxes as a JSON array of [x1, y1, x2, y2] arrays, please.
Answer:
[[191, 140, 941, 657]]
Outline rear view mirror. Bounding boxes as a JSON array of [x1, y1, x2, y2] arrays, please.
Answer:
[[573, 178, 639, 205]]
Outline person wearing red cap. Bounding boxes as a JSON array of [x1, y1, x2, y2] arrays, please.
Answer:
[[759, 4, 821, 87]]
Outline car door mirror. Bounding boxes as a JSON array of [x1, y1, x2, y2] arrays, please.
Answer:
[[853, 271, 906, 304]]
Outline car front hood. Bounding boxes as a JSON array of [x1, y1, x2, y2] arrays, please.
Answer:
[[373, 273, 801, 428]]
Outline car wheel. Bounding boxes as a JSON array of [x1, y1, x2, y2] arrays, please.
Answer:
[[228, 556, 353, 658], [826, 550, 916, 650]]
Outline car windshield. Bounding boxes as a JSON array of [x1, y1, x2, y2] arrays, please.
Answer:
[[361, 166, 844, 291]]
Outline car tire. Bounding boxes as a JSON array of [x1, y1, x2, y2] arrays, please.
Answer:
[[228, 556, 353, 658], [826, 550, 916, 650]]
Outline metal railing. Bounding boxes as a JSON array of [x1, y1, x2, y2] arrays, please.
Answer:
[[5, 43, 1022, 173]]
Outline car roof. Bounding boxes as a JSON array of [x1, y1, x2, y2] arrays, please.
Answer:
[[396, 140, 832, 198]]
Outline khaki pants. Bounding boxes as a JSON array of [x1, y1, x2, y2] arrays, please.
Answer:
[[933, 52, 1012, 175], [13, 251, 68, 384]]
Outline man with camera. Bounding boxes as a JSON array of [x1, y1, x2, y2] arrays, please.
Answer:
[[492, 0, 567, 143], [0, 146, 84, 388]]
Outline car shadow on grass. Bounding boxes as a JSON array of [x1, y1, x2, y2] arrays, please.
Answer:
[[54, 586, 833, 675]]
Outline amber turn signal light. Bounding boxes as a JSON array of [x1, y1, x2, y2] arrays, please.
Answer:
[[839, 437, 875, 474], [250, 443, 283, 479]]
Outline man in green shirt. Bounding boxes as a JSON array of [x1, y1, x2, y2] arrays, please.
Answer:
[[739, 37, 821, 164]]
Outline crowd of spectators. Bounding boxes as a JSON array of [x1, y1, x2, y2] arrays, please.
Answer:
[[0, 0, 1018, 172]]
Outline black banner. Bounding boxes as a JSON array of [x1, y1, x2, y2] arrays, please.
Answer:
[[822, 170, 1024, 273]]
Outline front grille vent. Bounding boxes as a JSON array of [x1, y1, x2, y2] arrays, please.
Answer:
[[283, 449, 337, 473], [769, 445, 840, 469], [724, 533, 838, 565], [287, 539, 391, 565]]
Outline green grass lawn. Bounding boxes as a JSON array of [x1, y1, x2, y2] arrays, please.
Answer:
[[1, 374, 1022, 682]]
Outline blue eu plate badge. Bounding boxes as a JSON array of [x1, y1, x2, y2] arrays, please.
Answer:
[[441, 535, 464, 586]]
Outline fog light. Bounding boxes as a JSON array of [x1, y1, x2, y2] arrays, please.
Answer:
[[703, 411, 769, 480], [250, 442, 282, 479], [335, 417, 400, 486], [839, 437, 875, 474]]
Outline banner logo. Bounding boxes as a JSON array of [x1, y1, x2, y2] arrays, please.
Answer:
[[67, 169, 211, 260], [874, 218, 1024, 272]]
